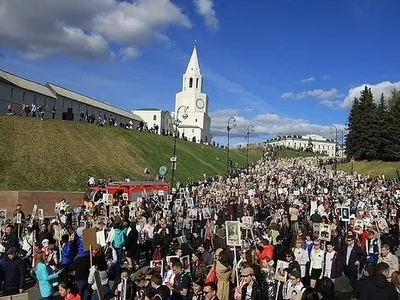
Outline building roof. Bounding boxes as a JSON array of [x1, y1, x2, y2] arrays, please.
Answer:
[[265, 134, 335, 143], [185, 42, 201, 74], [0, 69, 57, 99], [133, 108, 162, 111], [178, 124, 201, 129], [47, 83, 142, 121]]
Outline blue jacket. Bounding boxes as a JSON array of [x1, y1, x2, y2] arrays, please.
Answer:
[[35, 262, 58, 298], [77, 236, 90, 257], [61, 242, 74, 265], [113, 229, 126, 249]]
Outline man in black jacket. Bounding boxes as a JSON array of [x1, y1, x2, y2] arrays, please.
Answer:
[[240, 267, 263, 300], [1, 247, 25, 296], [2, 225, 19, 253], [342, 236, 366, 288]]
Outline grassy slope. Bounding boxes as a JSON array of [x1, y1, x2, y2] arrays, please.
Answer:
[[0, 117, 262, 191], [337, 161, 400, 179]]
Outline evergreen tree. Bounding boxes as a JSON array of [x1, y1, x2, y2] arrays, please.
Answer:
[[375, 94, 391, 160], [345, 97, 360, 159], [356, 86, 378, 160], [387, 89, 400, 160]]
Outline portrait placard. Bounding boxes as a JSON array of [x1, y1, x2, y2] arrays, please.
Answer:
[[225, 221, 241, 246], [241, 216, 253, 230], [318, 223, 331, 242], [275, 260, 289, 282], [38, 209, 44, 221], [341, 207, 350, 222], [0, 210, 6, 220]]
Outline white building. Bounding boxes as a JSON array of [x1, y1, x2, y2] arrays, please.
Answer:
[[132, 108, 173, 134], [173, 43, 212, 144], [266, 134, 337, 157]]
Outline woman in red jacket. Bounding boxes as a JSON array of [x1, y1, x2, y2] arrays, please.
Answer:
[[59, 281, 82, 300]]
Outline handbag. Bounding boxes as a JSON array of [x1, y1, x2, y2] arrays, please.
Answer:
[[205, 263, 218, 284]]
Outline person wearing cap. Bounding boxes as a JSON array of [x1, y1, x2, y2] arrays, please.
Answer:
[[1, 247, 25, 295], [240, 267, 262, 300], [283, 270, 305, 300]]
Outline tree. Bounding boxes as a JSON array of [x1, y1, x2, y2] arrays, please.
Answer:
[[386, 89, 400, 160], [345, 97, 360, 159], [375, 94, 391, 160]]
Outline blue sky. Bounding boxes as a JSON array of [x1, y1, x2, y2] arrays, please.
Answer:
[[1, 0, 400, 146]]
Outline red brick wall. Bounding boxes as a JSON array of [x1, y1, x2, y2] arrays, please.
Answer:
[[0, 190, 84, 218]]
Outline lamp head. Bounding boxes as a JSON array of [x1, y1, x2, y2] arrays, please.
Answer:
[[182, 113, 188, 120], [232, 120, 237, 127]]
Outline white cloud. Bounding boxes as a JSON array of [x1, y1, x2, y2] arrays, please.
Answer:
[[281, 88, 344, 108], [209, 109, 346, 139], [300, 76, 315, 83], [243, 106, 254, 113], [0, 0, 191, 60], [340, 81, 400, 109], [322, 75, 328, 80], [281, 92, 295, 99], [194, 0, 219, 32]]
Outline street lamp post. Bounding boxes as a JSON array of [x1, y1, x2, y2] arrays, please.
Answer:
[[277, 132, 283, 158], [171, 105, 188, 191], [330, 125, 338, 171], [246, 124, 255, 169], [338, 129, 344, 159], [227, 117, 237, 173]]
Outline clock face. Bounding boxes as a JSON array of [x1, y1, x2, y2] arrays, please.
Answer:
[[196, 99, 204, 109]]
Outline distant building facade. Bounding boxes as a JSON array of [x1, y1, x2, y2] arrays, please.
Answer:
[[266, 133, 337, 157], [0, 69, 142, 127], [132, 108, 173, 134], [173, 43, 211, 144]]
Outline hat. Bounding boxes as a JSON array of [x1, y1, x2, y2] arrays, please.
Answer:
[[334, 276, 353, 293], [240, 267, 254, 277], [6, 247, 17, 255], [42, 239, 49, 246], [290, 270, 301, 279]]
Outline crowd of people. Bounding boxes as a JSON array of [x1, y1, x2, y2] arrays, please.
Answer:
[[0, 145, 400, 300]]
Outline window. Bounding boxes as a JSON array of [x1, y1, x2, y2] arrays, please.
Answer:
[[10, 88, 13, 99], [189, 77, 193, 88], [153, 115, 157, 121], [22, 91, 25, 102], [192, 129, 194, 133], [195, 119, 197, 122], [33, 94, 36, 104], [196, 78, 199, 88]]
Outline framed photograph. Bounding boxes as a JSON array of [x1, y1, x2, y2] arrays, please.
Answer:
[[341, 207, 350, 222], [275, 260, 289, 282], [107, 194, 113, 204], [177, 235, 187, 245], [16, 213, 22, 224], [202, 208, 211, 219], [150, 260, 164, 276], [38, 209, 44, 221], [187, 198, 194, 208], [54, 203, 61, 214], [225, 221, 241, 246], [122, 193, 129, 201], [180, 255, 190, 274], [0, 210, 6, 220], [175, 199, 181, 207], [391, 209, 397, 217], [166, 255, 178, 266], [318, 223, 331, 242], [188, 209, 197, 220], [112, 206, 120, 215], [241, 216, 253, 230], [354, 219, 364, 234]]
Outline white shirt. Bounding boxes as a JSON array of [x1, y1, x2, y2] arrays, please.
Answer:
[[310, 249, 324, 269], [324, 251, 335, 277], [293, 247, 308, 265], [346, 245, 354, 265]]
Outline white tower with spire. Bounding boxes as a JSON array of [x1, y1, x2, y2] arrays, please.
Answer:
[[173, 42, 211, 144]]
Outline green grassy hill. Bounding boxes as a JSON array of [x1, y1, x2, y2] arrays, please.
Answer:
[[0, 117, 262, 191], [337, 161, 400, 179]]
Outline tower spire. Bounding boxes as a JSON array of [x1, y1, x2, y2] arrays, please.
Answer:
[[185, 41, 200, 74]]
